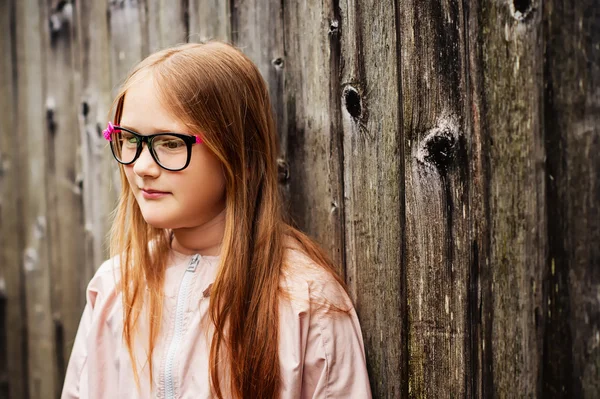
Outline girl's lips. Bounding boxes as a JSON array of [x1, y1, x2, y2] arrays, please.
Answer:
[[141, 189, 170, 199]]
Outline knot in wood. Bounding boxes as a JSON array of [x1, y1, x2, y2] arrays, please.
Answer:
[[277, 158, 290, 183], [343, 86, 362, 120], [417, 116, 462, 173], [328, 19, 339, 35], [46, 97, 57, 137], [81, 101, 90, 118], [49, 1, 73, 37], [271, 57, 284, 69], [424, 131, 456, 170], [510, 0, 534, 21]]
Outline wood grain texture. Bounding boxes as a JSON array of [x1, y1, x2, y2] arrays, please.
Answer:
[[44, 0, 86, 390], [109, 0, 146, 88], [144, 0, 187, 52], [1, 1, 599, 397], [463, 1, 491, 397], [481, 0, 547, 396], [188, 0, 231, 42], [16, 0, 58, 397], [399, 0, 473, 397], [233, 0, 286, 205], [281, 0, 346, 269], [339, 0, 404, 396], [543, 0, 600, 397], [76, 0, 115, 281], [0, 2, 27, 398]]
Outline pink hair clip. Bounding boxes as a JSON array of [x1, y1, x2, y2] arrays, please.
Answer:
[[103, 121, 115, 141], [195, 135, 203, 144]]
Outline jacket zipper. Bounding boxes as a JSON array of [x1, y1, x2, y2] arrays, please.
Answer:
[[164, 254, 201, 399]]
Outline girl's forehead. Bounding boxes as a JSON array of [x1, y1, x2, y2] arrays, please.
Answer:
[[120, 76, 187, 133]]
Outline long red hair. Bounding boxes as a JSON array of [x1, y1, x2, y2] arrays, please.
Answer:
[[108, 41, 347, 398]]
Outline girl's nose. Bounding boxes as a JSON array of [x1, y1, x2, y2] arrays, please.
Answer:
[[132, 144, 160, 178]]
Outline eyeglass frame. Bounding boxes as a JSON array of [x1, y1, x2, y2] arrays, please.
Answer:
[[105, 124, 203, 172]]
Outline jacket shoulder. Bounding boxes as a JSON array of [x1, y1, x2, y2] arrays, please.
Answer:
[[281, 248, 352, 312], [86, 256, 121, 308]]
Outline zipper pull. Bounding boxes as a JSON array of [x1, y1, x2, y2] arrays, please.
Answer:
[[187, 254, 201, 272]]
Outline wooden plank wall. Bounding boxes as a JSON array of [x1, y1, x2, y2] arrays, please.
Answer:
[[0, 0, 598, 398]]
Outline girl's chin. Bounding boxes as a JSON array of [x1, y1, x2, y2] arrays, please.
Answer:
[[140, 214, 179, 230]]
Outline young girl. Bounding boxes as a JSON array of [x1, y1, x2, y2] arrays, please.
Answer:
[[61, 41, 371, 399]]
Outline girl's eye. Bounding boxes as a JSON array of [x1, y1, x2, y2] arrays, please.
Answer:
[[156, 137, 185, 150], [121, 133, 137, 145]]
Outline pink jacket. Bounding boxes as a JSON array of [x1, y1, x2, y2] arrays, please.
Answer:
[[61, 248, 372, 398]]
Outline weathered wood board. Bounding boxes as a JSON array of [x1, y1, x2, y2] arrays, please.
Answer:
[[0, 1, 597, 398]]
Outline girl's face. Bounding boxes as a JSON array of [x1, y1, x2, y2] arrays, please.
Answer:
[[119, 72, 226, 230]]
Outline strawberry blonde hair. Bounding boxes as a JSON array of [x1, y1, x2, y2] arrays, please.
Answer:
[[107, 41, 347, 398]]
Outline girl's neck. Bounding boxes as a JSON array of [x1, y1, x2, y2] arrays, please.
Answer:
[[170, 208, 225, 257]]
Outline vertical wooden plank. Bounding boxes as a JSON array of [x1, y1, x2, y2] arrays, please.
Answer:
[[188, 0, 231, 42], [0, 1, 27, 398], [282, 1, 345, 267], [44, 0, 86, 390], [16, 0, 58, 396], [109, 0, 147, 91], [481, 0, 546, 396], [144, 0, 187, 52], [399, 0, 473, 396], [463, 1, 492, 397], [230, 0, 287, 257], [543, 0, 600, 397], [339, 0, 404, 396], [75, 0, 114, 283], [232, 0, 285, 207]]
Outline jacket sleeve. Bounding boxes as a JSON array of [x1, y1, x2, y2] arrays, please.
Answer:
[[61, 266, 105, 399], [302, 294, 372, 398]]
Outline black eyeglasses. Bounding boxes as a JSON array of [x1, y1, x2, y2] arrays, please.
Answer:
[[103, 123, 203, 171]]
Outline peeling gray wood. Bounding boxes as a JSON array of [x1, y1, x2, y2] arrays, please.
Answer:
[[16, 0, 58, 397], [339, 0, 404, 396]]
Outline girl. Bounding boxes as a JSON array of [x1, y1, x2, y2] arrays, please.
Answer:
[[62, 41, 371, 399]]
